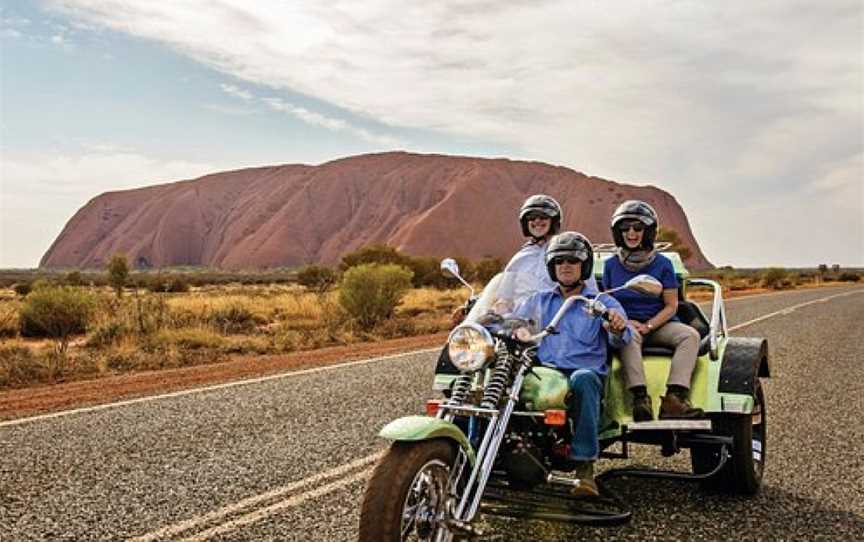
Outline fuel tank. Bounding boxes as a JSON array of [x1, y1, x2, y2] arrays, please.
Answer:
[[519, 366, 569, 411]]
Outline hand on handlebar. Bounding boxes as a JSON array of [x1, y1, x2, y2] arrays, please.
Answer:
[[603, 309, 628, 335]]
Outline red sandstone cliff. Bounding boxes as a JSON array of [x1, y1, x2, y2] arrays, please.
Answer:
[[40, 152, 712, 270]]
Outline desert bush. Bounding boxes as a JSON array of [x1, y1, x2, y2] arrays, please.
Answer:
[[210, 304, 260, 334], [761, 267, 792, 290], [0, 344, 46, 388], [0, 303, 19, 338], [297, 265, 338, 292], [107, 253, 130, 297], [13, 282, 32, 296], [340, 244, 410, 271], [146, 274, 191, 293], [338, 263, 413, 329], [473, 256, 505, 284], [65, 271, 84, 286], [18, 285, 96, 353], [838, 272, 861, 282], [86, 321, 133, 348], [132, 293, 169, 335]]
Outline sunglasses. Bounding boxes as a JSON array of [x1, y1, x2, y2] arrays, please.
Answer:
[[618, 221, 645, 233], [553, 256, 582, 265], [526, 214, 550, 222]]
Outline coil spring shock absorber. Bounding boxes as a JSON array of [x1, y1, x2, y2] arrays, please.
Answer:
[[447, 374, 473, 406], [480, 342, 514, 409]]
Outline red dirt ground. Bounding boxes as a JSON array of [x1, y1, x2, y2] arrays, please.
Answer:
[[0, 333, 447, 421]]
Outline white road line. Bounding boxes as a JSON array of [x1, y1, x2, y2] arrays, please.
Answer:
[[728, 289, 863, 332], [0, 347, 440, 428], [178, 468, 373, 542], [129, 451, 384, 542]]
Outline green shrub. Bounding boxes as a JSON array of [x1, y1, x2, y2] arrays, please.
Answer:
[[210, 304, 260, 334], [297, 265, 338, 292], [761, 267, 791, 290], [473, 256, 505, 284], [0, 304, 18, 338], [838, 272, 861, 282], [340, 244, 409, 271], [338, 263, 413, 329], [146, 274, 191, 293], [86, 321, 132, 348], [403, 256, 445, 288], [0, 345, 45, 388], [18, 285, 96, 352], [65, 271, 84, 286], [13, 282, 32, 296]]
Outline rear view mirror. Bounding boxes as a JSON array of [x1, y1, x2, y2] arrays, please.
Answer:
[[440, 258, 460, 278]]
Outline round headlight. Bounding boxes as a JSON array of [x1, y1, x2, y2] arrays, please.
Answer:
[[448, 323, 494, 373]]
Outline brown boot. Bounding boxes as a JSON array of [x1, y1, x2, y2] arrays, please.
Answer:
[[570, 461, 599, 498], [659, 392, 704, 419], [632, 394, 653, 422]]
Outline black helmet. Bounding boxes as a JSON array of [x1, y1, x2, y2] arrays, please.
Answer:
[[545, 231, 594, 284], [519, 194, 563, 238], [610, 200, 659, 250]]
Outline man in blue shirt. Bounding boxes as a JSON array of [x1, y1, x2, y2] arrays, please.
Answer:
[[516, 231, 632, 496]]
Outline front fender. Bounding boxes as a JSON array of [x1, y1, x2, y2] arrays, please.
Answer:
[[379, 415, 475, 465]]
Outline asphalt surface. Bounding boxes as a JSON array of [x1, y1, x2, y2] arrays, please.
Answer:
[[1, 285, 863, 541]]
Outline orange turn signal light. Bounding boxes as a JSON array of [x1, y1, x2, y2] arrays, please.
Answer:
[[426, 400, 442, 416], [544, 409, 567, 426]]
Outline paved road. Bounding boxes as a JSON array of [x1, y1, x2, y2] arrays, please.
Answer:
[[1, 286, 863, 540]]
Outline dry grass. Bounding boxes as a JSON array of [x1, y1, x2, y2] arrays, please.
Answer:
[[0, 283, 462, 389], [1, 267, 856, 391]]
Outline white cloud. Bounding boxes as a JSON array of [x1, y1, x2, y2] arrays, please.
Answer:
[[50, 34, 63, 44], [42, 0, 864, 265], [220, 82, 402, 146], [219, 83, 253, 101]]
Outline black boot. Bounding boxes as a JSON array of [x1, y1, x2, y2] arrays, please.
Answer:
[[630, 386, 653, 422]]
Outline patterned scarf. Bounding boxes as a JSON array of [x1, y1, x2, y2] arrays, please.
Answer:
[[617, 247, 658, 272]]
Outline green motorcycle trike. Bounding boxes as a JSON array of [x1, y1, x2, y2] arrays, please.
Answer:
[[359, 250, 768, 541]]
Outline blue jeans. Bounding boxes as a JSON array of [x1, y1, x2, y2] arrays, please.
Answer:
[[566, 369, 603, 461]]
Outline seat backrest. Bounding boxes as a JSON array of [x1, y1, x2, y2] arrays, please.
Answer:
[[677, 300, 709, 339]]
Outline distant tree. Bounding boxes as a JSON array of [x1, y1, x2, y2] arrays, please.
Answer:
[[655, 227, 692, 261], [65, 270, 84, 286], [107, 253, 130, 297], [339, 244, 410, 271], [297, 265, 338, 293], [473, 256, 505, 284]]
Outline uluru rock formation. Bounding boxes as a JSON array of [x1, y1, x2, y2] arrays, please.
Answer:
[[40, 152, 712, 270]]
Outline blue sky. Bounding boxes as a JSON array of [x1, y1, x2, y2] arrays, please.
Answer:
[[1, 1, 862, 268]]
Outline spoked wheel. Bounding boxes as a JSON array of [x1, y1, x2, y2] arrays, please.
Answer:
[[359, 440, 460, 542], [691, 380, 766, 494]]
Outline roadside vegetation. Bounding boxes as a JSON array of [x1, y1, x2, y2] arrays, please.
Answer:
[[0, 247, 860, 390]]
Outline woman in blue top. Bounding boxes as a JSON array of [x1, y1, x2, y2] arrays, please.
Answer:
[[603, 200, 703, 421]]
